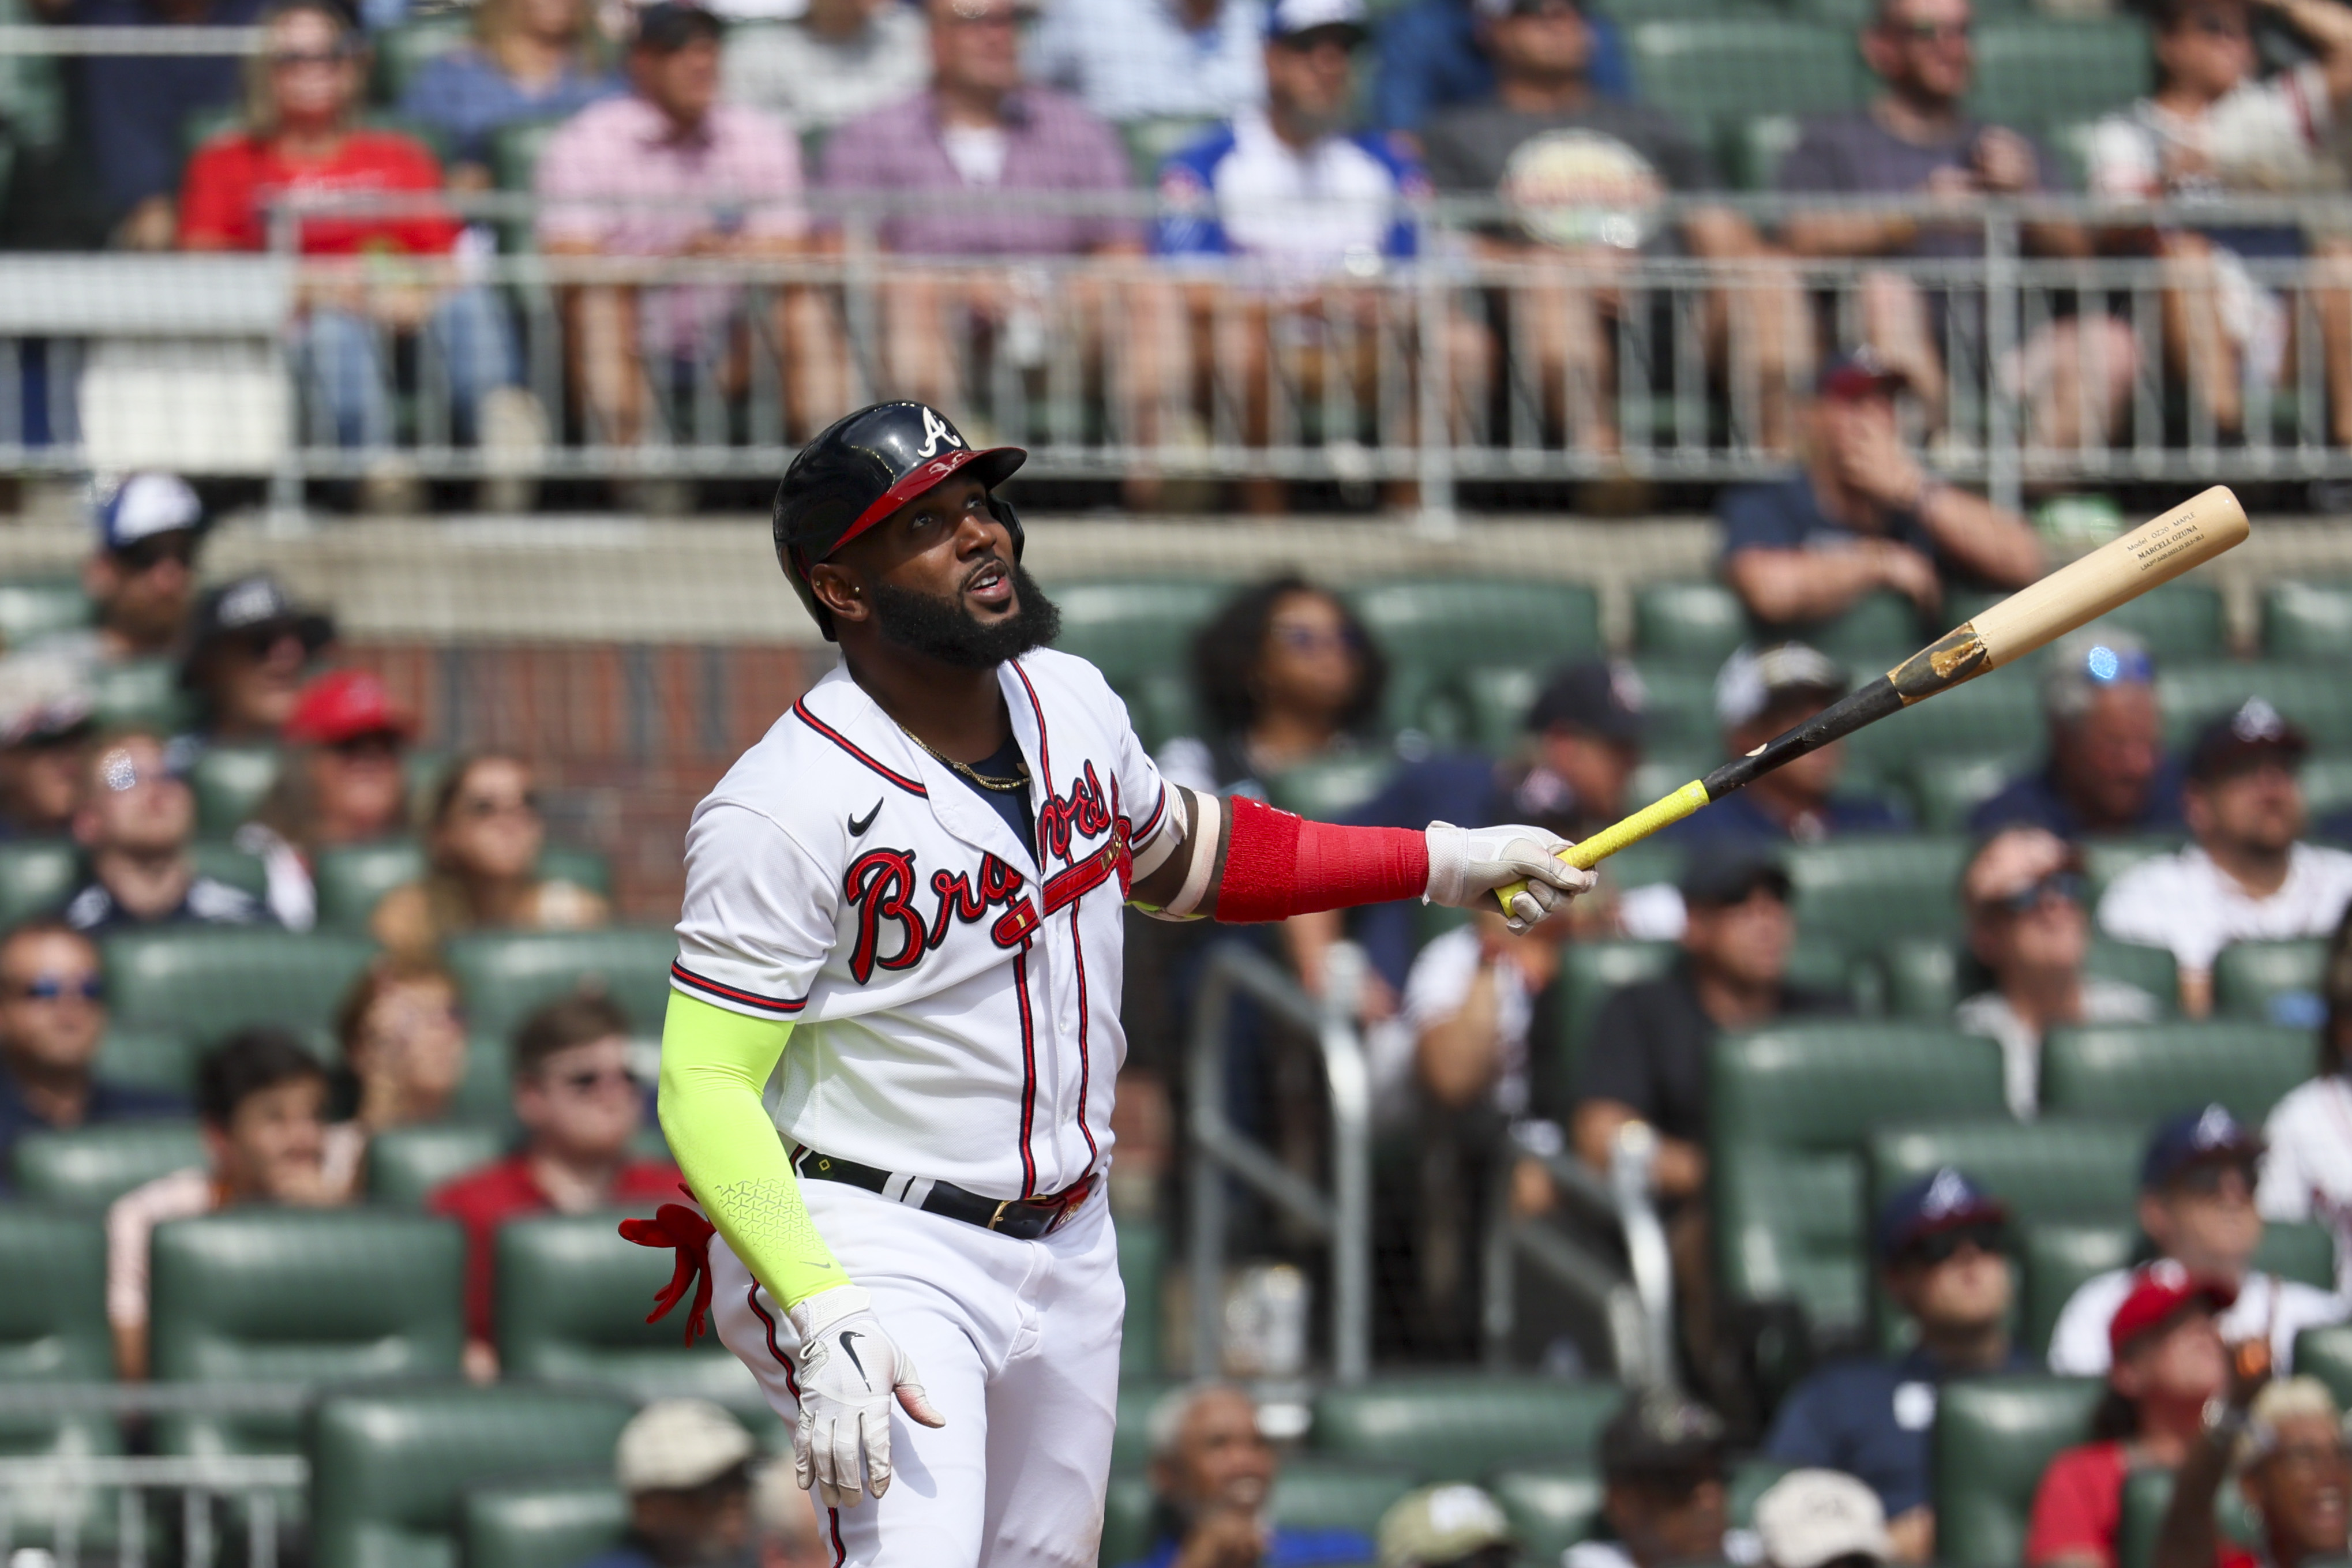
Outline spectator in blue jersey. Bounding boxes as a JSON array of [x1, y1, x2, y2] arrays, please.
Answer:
[[1666, 642, 1907, 851], [1154, 0, 1479, 513], [1969, 629, 2186, 842], [1370, 0, 1627, 141], [1766, 1167, 2032, 1565], [1120, 1385, 1372, 1568]]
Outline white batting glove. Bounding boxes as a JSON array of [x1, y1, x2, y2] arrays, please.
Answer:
[[786, 1283, 945, 1509], [1423, 821, 1597, 933]]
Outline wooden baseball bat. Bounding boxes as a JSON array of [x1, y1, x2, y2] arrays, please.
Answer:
[[1495, 485, 2252, 909]]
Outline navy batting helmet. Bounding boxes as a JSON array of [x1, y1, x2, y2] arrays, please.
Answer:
[[772, 402, 1027, 640]]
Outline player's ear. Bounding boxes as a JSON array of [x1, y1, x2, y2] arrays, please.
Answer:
[[808, 562, 871, 628]]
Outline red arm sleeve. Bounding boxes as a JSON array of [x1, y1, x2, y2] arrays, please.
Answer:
[[1213, 794, 1428, 923]]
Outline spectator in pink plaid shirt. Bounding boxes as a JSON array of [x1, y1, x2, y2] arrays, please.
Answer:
[[534, 1, 831, 497]]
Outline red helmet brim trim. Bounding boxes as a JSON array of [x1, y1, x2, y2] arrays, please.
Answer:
[[820, 444, 1025, 564]]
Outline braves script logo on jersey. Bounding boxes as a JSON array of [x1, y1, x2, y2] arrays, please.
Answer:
[[914, 407, 965, 459], [1037, 763, 1115, 865], [843, 850, 1029, 984]]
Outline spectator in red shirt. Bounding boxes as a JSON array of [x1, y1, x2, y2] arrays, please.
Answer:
[[178, 0, 542, 512], [2026, 1262, 2249, 1568], [429, 990, 677, 1378]]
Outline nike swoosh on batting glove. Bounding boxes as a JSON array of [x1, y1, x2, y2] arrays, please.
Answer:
[[1422, 821, 1598, 932], [786, 1282, 946, 1509]]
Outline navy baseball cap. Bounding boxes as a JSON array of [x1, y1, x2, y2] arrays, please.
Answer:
[[94, 472, 204, 555], [1525, 659, 1647, 743], [2187, 697, 2309, 783], [1677, 846, 1791, 909], [633, 1, 722, 50], [2142, 1104, 2264, 1191], [1597, 1392, 1727, 1484], [1875, 1166, 2008, 1261], [1267, 0, 1367, 43]]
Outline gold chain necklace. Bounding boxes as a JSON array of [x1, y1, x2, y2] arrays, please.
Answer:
[[899, 725, 1031, 793]]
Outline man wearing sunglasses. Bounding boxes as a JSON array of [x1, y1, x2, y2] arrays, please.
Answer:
[[47, 472, 208, 671], [1971, 630, 2185, 843], [1956, 827, 2160, 1121], [177, 574, 335, 745], [1767, 1168, 2030, 1565], [2048, 1105, 2347, 1378], [2099, 697, 2352, 1016], [1568, 1393, 1754, 1568], [64, 731, 271, 936], [0, 919, 179, 1180]]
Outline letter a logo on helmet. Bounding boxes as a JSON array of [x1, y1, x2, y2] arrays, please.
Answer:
[[770, 402, 1028, 642]]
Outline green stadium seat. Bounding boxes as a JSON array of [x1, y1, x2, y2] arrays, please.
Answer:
[[2295, 1323, 2352, 1409], [1626, 661, 1720, 752], [538, 845, 613, 897], [1424, 664, 1540, 753], [2255, 1220, 2338, 1292], [1778, 591, 1920, 664], [371, 16, 472, 104], [1625, 18, 1863, 139], [94, 1024, 201, 1096], [2265, 581, 2352, 661], [2117, 1465, 2177, 1568], [1345, 579, 1601, 733], [1728, 113, 1804, 192], [2050, 580, 2226, 662], [2084, 837, 2182, 907], [1049, 579, 1229, 694], [2039, 1021, 2309, 1124], [1634, 580, 1747, 665], [0, 1206, 110, 1381], [1269, 1458, 1418, 1536], [2302, 755, 2352, 825], [0, 576, 88, 646], [1120, 1218, 1166, 1379], [151, 1209, 466, 1466], [495, 1212, 763, 1412], [1967, 17, 2151, 133], [310, 1386, 637, 1568], [1490, 1464, 1603, 1559], [1784, 836, 1970, 952], [462, 1477, 628, 1568], [1111, 1379, 1180, 1473], [1554, 940, 1675, 1085], [1310, 1375, 1622, 1482], [1845, 674, 2042, 779], [2213, 939, 2328, 1025], [90, 657, 190, 733], [1713, 1024, 2005, 1336], [1102, 1470, 1156, 1564], [1900, 752, 2027, 834], [2020, 1221, 2135, 1359], [1120, 668, 1199, 753], [1880, 937, 2176, 1021], [1933, 1375, 2105, 1568], [1119, 117, 1220, 185], [490, 115, 568, 194], [12, 1120, 204, 1207], [314, 840, 430, 931], [1262, 755, 1397, 821], [190, 744, 282, 836], [190, 837, 268, 899], [102, 928, 376, 1041], [0, 838, 77, 926], [445, 926, 676, 1057], [365, 1123, 508, 1207], [1869, 1119, 2147, 1223], [2159, 663, 2352, 751]]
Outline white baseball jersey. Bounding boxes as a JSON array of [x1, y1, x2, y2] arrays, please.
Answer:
[[671, 650, 1177, 1201], [2260, 1075, 2352, 1295], [2097, 841, 2352, 978]]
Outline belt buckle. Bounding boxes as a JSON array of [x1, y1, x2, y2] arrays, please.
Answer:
[[987, 1199, 1013, 1232]]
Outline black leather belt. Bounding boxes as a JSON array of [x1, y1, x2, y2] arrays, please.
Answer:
[[790, 1144, 1096, 1241]]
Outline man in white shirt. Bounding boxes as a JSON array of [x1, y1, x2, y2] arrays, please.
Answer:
[[2046, 1104, 2345, 1376], [2099, 697, 2352, 1016], [2259, 948, 2352, 1294], [721, 0, 931, 132]]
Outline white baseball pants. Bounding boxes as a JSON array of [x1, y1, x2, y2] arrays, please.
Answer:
[[710, 1177, 1126, 1567]]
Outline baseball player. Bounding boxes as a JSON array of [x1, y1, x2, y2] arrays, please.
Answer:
[[635, 401, 1594, 1566]]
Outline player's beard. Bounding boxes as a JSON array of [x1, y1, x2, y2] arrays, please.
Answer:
[[866, 564, 1063, 670]]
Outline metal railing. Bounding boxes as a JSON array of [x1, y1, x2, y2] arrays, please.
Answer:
[[1187, 939, 1372, 1384], [0, 1455, 307, 1568]]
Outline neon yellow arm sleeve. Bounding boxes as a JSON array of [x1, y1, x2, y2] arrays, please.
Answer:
[[656, 989, 847, 1309]]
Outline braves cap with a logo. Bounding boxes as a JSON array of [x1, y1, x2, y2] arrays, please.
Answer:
[[2108, 1258, 2238, 1360], [1267, 0, 1368, 42], [1525, 658, 1648, 743], [1753, 1469, 1893, 1568], [94, 472, 205, 555], [1873, 1166, 2009, 1262], [2141, 1103, 2264, 1191], [2188, 697, 2310, 783]]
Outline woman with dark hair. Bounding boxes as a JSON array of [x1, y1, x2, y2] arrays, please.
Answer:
[[2257, 901, 2352, 1293], [370, 753, 607, 958], [1157, 575, 1389, 797], [319, 952, 470, 1198]]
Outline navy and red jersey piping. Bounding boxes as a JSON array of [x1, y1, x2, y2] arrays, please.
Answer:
[[672, 961, 806, 1016], [792, 700, 928, 796], [1012, 948, 1039, 1198]]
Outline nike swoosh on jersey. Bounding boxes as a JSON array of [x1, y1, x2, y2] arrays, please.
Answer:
[[837, 1329, 870, 1386], [849, 800, 883, 836]]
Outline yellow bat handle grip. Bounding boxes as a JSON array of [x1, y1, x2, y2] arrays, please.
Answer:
[[1491, 779, 1713, 914]]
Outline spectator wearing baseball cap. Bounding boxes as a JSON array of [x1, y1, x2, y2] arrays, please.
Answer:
[[2048, 1106, 2346, 1379], [1768, 1168, 2031, 1562], [1376, 1483, 1514, 1568], [0, 652, 96, 840], [52, 473, 208, 670], [1568, 1393, 1755, 1568], [2025, 1260, 2245, 1568], [178, 574, 335, 745], [1970, 630, 2186, 842], [2258, 905, 2352, 1295], [1754, 1469, 1893, 1568], [1116, 1384, 1372, 1567], [1718, 349, 2043, 635], [2099, 697, 2352, 1015], [1956, 828, 2162, 1120], [65, 730, 271, 935], [1666, 643, 1908, 851], [575, 1399, 758, 1568], [236, 670, 418, 930], [1370, 0, 1630, 140]]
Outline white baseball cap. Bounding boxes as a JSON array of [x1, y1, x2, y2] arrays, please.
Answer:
[[1753, 1469, 1892, 1568], [93, 471, 204, 554], [1714, 642, 1850, 729], [613, 1400, 757, 1494], [1266, 0, 1366, 42]]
